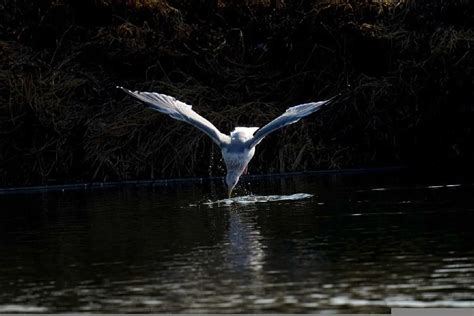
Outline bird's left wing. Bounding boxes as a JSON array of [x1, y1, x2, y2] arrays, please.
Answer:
[[118, 87, 230, 147], [246, 96, 338, 148]]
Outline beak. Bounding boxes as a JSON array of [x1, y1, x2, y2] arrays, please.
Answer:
[[227, 187, 233, 198]]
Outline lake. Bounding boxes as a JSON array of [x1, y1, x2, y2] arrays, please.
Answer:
[[1, 171, 473, 313]]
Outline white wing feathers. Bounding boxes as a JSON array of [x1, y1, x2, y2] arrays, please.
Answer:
[[117, 87, 230, 147], [247, 96, 337, 148]]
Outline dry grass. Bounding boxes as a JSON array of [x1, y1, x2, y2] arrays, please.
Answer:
[[1, 0, 473, 186]]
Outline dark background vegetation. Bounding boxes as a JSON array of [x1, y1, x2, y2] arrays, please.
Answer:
[[0, 0, 473, 187]]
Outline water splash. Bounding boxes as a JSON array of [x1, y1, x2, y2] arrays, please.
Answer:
[[203, 193, 313, 206]]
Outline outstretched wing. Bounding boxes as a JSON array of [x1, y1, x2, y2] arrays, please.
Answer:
[[247, 96, 338, 148], [117, 86, 230, 147]]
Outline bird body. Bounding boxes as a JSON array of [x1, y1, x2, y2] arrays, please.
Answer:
[[222, 136, 256, 193], [117, 86, 337, 197]]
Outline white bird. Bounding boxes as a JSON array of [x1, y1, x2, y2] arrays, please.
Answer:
[[117, 86, 338, 197]]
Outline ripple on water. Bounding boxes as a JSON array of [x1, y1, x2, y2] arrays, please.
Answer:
[[0, 305, 48, 313], [329, 297, 474, 308], [202, 193, 313, 206]]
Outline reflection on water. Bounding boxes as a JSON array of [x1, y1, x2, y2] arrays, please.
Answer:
[[0, 172, 474, 313]]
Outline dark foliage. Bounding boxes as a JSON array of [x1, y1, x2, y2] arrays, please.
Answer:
[[1, 0, 473, 186]]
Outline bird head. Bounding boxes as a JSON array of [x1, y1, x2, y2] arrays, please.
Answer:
[[225, 171, 241, 198]]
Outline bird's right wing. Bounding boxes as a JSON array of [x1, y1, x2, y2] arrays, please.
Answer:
[[247, 96, 338, 148], [118, 87, 230, 147]]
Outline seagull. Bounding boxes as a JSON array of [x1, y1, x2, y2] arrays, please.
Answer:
[[117, 86, 338, 197]]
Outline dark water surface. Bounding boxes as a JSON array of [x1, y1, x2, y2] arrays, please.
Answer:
[[1, 172, 474, 313]]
